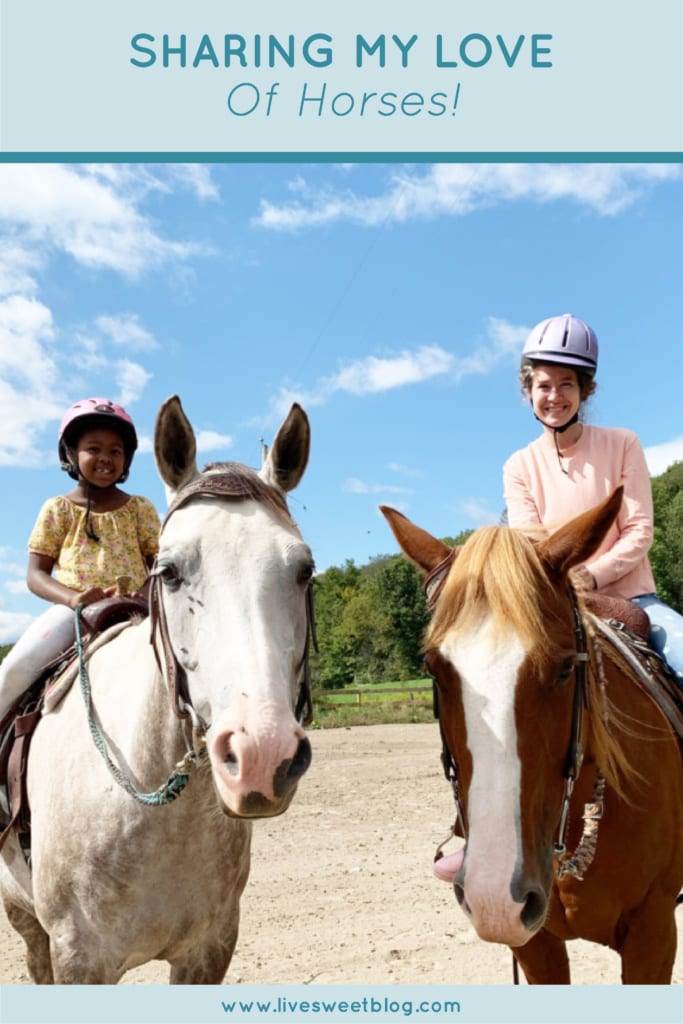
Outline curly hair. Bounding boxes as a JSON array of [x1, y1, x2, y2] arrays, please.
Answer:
[[519, 359, 597, 403]]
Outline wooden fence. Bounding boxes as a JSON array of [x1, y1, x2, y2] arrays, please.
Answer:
[[314, 684, 432, 708]]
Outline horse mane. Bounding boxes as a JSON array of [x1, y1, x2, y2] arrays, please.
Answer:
[[426, 526, 566, 665], [426, 525, 639, 797]]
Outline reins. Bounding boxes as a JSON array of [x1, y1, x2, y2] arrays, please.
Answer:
[[76, 468, 317, 806], [75, 604, 200, 805], [553, 584, 590, 862]]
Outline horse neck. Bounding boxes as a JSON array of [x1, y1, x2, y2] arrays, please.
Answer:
[[93, 621, 194, 782]]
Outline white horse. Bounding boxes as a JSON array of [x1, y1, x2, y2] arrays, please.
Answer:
[[0, 396, 315, 984]]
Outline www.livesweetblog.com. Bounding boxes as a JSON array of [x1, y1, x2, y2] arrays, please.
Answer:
[[220, 996, 461, 1018]]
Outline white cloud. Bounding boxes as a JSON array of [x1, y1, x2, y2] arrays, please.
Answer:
[[644, 436, 683, 476], [458, 497, 500, 527], [137, 429, 234, 458], [167, 165, 221, 201], [254, 164, 682, 231], [0, 295, 63, 465], [0, 164, 219, 467], [115, 361, 153, 407], [387, 462, 424, 479], [344, 478, 413, 495], [0, 611, 35, 645], [5, 579, 29, 595], [95, 314, 158, 352], [0, 164, 208, 280], [452, 317, 528, 381], [195, 430, 235, 453], [0, 242, 43, 298], [333, 346, 453, 395], [260, 317, 527, 425]]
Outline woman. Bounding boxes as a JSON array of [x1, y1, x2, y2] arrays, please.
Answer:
[[503, 313, 683, 685]]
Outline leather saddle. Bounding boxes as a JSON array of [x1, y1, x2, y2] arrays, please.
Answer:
[[584, 593, 683, 743], [583, 592, 650, 640]]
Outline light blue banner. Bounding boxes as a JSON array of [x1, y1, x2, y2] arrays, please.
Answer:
[[1, 983, 682, 1024], [0, 0, 682, 156]]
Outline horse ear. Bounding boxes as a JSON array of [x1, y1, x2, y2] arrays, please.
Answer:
[[154, 395, 199, 495], [380, 506, 452, 573], [538, 486, 624, 579], [260, 403, 310, 492]]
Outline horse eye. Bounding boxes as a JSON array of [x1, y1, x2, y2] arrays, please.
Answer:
[[555, 657, 574, 685], [157, 563, 182, 588], [298, 561, 314, 585]]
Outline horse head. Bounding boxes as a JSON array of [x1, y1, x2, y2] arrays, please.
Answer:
[[153, 396, 314, 819], [381, 488, 623, 948]]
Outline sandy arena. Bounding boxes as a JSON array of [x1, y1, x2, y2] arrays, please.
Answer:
[[1, 723, 681, 985]]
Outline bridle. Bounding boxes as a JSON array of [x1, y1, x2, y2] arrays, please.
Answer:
[[149, 471, 317, 740], [424, 554, 590, 867]]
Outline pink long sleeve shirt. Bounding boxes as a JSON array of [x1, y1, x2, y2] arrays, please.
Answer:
[[503, 425, 656, 598]]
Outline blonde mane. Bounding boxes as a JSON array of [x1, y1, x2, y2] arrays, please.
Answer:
[[427, 526, 565, 664]]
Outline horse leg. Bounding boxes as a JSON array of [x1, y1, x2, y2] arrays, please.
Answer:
[[4, 904, 54, 984], [511, 929, 571, 984], [619, 895, 677, 984], [168, 921, 240, 984]]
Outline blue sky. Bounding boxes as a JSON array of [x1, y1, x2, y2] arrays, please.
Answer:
[[1, 161, 683, 642]]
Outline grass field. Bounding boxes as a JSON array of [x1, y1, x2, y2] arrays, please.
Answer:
[[310, 678, 434, 728]]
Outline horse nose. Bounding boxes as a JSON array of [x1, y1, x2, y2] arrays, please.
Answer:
[[519, 884, 548, 932], [209, 715, 311, 818], [278, 736, 312, 788], [453, 879, 468, 912]]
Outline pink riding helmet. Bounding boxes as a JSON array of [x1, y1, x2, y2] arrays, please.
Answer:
[[58, 398, 138, 482], [522, 313, 599, 376]]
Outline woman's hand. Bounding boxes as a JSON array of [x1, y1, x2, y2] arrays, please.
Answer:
[[574, 565, 597, 591]]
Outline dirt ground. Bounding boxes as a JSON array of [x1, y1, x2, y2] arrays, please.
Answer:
[[1, 723, 681, 986]]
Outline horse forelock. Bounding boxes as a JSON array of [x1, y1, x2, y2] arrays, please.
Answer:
[[426, 526, 564, 664], [199, 461, 296, 529]]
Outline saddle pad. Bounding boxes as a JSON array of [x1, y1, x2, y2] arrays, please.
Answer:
[[42, 620, 133, 714], [588, 613, 683, 742]]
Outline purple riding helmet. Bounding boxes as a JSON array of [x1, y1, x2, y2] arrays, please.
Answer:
[[522, 313, 599, 376]]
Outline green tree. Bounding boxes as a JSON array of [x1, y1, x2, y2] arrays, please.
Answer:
[[369, 555, 428, 678], [651, 461, 683, 612]]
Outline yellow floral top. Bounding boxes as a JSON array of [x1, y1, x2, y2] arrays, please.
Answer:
[[28, 495, 160, 593]]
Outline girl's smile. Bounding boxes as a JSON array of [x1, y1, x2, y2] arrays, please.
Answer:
[[75, 428, 126, 489]]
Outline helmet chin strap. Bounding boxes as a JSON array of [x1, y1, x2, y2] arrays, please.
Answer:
[[532, 409, 580, 476], [84, 484, 101, 542]]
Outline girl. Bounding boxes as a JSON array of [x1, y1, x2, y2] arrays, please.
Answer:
[[503, 312, 683, 685], [0, 398, 160, 721]]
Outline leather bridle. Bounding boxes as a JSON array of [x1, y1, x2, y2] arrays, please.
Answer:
[[149, 471, 317, 735]]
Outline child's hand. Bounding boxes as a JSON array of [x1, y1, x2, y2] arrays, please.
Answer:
[[68, 587, 111, 609]]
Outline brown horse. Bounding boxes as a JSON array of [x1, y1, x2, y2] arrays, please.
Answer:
[[381, 488, 683, 984]]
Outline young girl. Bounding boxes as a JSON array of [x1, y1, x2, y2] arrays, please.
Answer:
[[503, 312, 683, 685], [0, 398, 160, 721]]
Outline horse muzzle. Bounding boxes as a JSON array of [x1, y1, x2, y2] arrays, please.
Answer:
[[208, 709, 312, 819], [453, 852, 551, 947]]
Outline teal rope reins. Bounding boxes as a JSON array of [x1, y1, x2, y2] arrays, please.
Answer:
[[75, 604, 200, 805]]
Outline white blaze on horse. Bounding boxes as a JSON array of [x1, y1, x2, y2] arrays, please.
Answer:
[[0, 396, 315, 984]]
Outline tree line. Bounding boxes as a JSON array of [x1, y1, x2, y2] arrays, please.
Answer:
[[310, 461, 683, 689], [2, 462, 682, 683]]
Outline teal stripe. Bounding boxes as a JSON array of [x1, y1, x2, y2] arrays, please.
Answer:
[[1, 151, 683, 163]]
